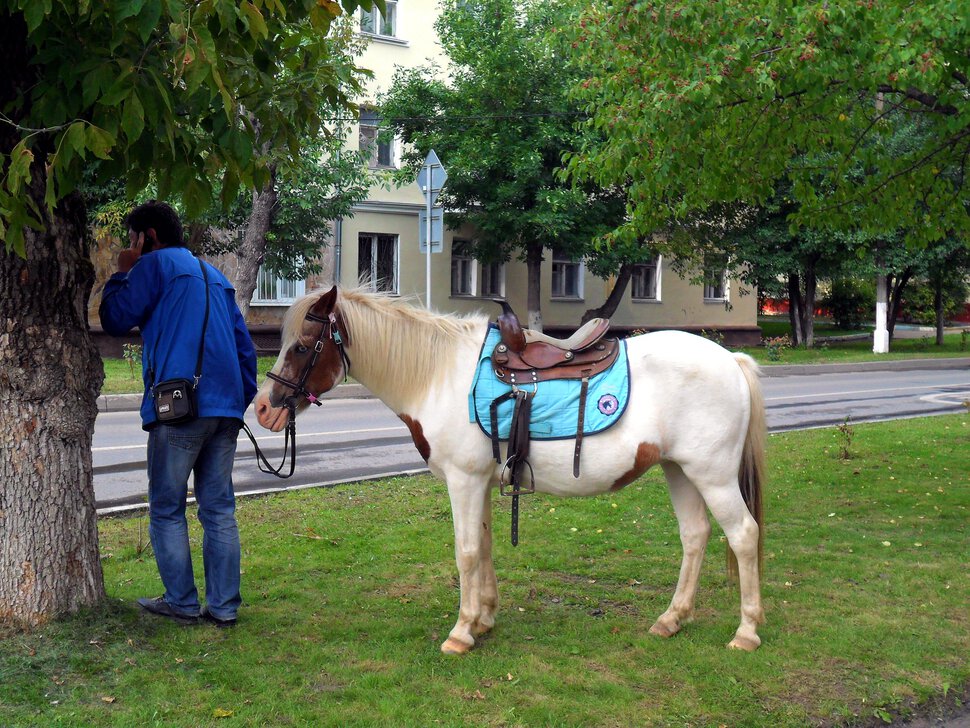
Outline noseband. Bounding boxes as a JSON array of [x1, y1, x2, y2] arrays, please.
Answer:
[[241, 308, 351, 480], [266, 310, 352, 407]]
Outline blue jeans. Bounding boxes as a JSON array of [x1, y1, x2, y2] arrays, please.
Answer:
[[147, 417, 242, 619]]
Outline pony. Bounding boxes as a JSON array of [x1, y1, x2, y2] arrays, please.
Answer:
[[254, 285, 766, 653]]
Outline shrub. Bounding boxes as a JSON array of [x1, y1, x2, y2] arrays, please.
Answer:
[[900, 278, 967, 326], [821, 278, 875, 330]]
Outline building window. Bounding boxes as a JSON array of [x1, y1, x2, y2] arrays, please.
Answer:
[[480, 261, 505, 298], [358, 233, 399, 294], [359, 108, 394, 169], [252, 266, 305, 305], [360, 0, 397, 37], [551, 248, 583, 299], [631, 256, 661, 301], [451, 239, 475, 296], [703, 256, 729, 301]]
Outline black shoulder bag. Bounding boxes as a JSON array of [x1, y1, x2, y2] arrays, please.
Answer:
[[150, 260, 209, 425]]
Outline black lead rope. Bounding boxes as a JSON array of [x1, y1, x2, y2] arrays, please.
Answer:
[[240, 401, 298, 479]]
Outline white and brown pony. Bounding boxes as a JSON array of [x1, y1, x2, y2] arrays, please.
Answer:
[[254, 286, 766, 653]]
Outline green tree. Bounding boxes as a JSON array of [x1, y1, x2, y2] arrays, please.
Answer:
[[378, 0, 627, 330], [566, 1, 970, 256], [0, 0, 378, 627]]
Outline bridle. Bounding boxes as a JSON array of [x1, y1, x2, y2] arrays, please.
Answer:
[[265, 310, 352, 405], [241, 307, 351, 479]]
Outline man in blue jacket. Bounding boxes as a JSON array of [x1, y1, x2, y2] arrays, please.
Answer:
[[100, 200, 257, 628]]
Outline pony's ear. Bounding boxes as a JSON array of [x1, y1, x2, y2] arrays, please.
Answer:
[[309, 286, 338, 318]]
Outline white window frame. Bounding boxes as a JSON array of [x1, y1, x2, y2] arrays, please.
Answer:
[[360, 0, 397, 38], [631, 256, 662, 302], [251, 266, 306, 306], [358, 232, 400, 294], [550, 248, 584, 300], [451, 240, 476, 297], [359, 107, 396, 170]]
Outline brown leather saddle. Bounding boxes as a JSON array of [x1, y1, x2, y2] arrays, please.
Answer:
[[488, 301, 620, 545]]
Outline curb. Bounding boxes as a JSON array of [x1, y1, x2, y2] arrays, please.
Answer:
[[97, 382, 372, 413], [760, 357, 970, 377]]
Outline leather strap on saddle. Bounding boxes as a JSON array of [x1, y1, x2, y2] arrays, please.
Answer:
[[489, 388, 535, 547]]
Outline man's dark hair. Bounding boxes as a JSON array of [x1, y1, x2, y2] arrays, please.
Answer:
[[124, 200, 185, 247]]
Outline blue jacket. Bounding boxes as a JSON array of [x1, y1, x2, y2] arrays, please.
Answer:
[[99, 247, 258, 430]]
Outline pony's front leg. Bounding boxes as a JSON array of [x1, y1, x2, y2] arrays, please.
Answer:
[[471, 491, 498, 638], [441, 475, 491, 655]]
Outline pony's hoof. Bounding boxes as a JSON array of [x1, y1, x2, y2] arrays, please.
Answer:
[[441, 637, 473, 655], [727, 634, 761, 652], [649, 618, 680, 638]]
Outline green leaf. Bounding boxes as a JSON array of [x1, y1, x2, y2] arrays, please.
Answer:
[[6, 141, 34, 196], [114, 0, 147, 22], [136, 0, 163, 43], [121, 92, 145, 142], [85, 126, 115, 160], [23, 0, 51, 33], [64, 122, 87, 160], [241, 2, 269, 40]]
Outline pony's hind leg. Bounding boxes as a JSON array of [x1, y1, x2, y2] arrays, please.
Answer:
[[650, 462, 711, 639], [696, 479, 764, 651], [441, 473, 491, 655]]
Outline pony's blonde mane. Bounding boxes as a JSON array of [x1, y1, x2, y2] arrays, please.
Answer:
[[284, 286, 489, 408]]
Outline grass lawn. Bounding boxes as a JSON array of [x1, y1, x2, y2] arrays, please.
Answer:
[[2, 415, 968, 726], [101, 356, 281, 395]]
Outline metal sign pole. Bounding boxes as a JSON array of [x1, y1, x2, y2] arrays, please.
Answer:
[[425, 165, 433, 309]]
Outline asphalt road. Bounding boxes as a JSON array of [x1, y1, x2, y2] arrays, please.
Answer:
[[93, 360, 970, 512]]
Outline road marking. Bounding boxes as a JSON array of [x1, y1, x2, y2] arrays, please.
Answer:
[[92, 425, 408, 453], [919, 391, 970, 406], [765, 383, 970, 402]]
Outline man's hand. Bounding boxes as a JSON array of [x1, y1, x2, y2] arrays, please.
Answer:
[[117, 231, 145, 274]]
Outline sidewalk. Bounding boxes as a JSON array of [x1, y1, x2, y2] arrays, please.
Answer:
[[97, 359, 970, 412]]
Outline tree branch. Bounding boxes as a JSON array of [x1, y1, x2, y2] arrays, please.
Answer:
[[875, 84, 959, 116]]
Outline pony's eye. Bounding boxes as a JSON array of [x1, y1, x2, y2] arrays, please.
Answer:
[[295, 345, 309, 355]]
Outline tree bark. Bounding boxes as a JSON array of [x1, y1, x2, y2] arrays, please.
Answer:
[[886, 269, 912, 342], [525, 243, 543, 332], [934, 276, 945, 346], [581, 263, 633, 324], [231, 168, 279, 319], [0, 186, 106, 627], [787, 273, 804, 346]]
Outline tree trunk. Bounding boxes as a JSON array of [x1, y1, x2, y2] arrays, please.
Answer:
[[0, 186, 106, 627], [231, 168, 279, 319], [525, 243, 543, 332], [934, 276, 945, 346], [581, 263, 633, 324], [800, 268, 817, 349], [787, 273, 804, 346], [886, 269, 912, 342]]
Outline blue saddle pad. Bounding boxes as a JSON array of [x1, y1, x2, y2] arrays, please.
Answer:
[[468, 325, 630, 441]]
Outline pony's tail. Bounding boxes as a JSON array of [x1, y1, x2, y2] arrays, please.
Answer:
[[728, 353, 766, 582]]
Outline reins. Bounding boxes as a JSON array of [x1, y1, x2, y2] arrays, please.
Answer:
[[245, 309, 351, 479]]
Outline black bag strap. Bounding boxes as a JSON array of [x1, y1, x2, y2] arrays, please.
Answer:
[[149, 259, 210, 390]]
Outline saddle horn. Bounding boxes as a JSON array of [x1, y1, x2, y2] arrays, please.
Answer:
[[494, 299, 526, 354]]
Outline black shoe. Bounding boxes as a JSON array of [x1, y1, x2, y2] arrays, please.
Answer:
[[201, 606, 237, 629], [137, 596, 200, 625]]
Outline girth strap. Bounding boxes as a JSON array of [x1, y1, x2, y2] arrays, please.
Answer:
[[573, 369, 591, 478], [490, 388, 536, 547]]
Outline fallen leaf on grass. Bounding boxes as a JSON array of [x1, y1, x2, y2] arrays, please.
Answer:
[[213, 708, 234, 718], [101, 696, 116, 704]]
